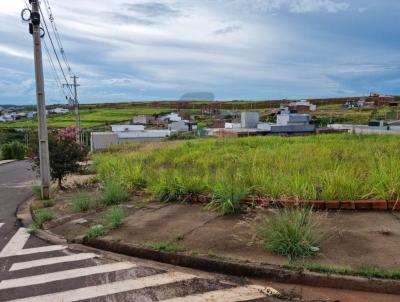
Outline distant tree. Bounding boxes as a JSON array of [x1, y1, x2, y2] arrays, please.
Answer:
[[29, 127, 88, 189]]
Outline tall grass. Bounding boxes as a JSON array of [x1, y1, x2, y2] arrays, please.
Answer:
[[72, 193, 92, 212], [94, 134, 400, 202], [102, 180, 130, 205], [259, 208, 324, 260], [105, 206, 125, 229]]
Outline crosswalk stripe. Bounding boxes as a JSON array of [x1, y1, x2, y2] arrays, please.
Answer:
[[0, 228, 65, 258], [0, 223, 4, 229], [9, 253, 98, 271], [161, 285, 276, 302], [0, 262, 136, 290], [6, 272, 196, 302]]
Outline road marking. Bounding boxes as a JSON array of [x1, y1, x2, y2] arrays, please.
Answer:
[[0, 223, 4, 229], [0, 262, 136, 290], [7, 272, 196, 302], [0, 228, 65, 258], [161, 285, 278, 302], [9, 253, 98, 271]]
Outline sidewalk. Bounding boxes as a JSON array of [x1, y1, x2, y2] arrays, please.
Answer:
[[0, 160, 16, 166]]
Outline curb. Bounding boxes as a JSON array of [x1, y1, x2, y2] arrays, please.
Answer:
[[0, 159, 17, 166], [18, 197, 400, 295], [83, 237, 400, 295]]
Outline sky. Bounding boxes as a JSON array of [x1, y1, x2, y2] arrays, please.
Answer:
[[0, 0, 399, 105]]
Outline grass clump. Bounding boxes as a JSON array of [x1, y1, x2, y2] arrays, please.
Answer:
[[102, 180, 130, 205], [72, 193, 92, 212], [145, 241, 184, 253], [85, 224, 107, 239], [35, 210, 55, 228], [285, 263, 400, 280], [32, 185, 42, 200], [207, 179, 247, 215], [104, 206, 125, 229], [259, 208, 323, 261]]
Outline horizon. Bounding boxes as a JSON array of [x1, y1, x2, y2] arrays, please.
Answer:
[[1, 0, 400, 105]]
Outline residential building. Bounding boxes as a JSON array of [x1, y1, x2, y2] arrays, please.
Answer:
[[288, 100, 317, 112], [241, 112, 259, 129], [133, 115, 155, 125]]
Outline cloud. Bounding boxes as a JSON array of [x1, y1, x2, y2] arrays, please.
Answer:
[[214, 25, 242, 35], [0, 44, 32, 60], [124, 2, 182, 18], [225, 0, 350, 14]]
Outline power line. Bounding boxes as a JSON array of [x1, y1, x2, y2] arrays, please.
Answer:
[[39, 5, 74, 97], [42, 0, 72, 76]]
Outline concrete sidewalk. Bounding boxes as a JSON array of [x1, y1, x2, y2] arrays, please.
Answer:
[[0, 159, 16, 166]]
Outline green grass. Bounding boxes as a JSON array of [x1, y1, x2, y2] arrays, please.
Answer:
[[32, 185, 42, 200], [102, 180, 130, 205], [285, 263, 400, 280], [72, 193, 92, 212], [104, 206, 125, 229], [259, 208, 323, 260], [35, 210, 55, 228], [145, 241, 184, 253], [85, 224, 107, 239], [94, 134, 400, 203]]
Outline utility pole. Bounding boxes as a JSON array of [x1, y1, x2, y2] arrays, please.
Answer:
[[27, 0, 51, 199], [64, 75, 81, 143]]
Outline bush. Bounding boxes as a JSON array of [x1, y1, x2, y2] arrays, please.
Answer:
[[85, 224, 107, 239], [35, 210, 55, 228], [104, 206, 125, 229], [259, 208, 323, 260], [1, 141, 25, 160], [72, 193, 92, 212], [102, 181, 129, 205]]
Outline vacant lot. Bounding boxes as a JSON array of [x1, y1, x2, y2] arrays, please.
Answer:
[[0, 106, 173, 128], [94, 134, 400, 201]]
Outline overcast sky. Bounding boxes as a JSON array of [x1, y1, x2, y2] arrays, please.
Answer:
[[0, 0, 399, 105]]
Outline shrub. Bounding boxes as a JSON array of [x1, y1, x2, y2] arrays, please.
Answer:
[[72, 193, 92, 212], [85, 224, 107, 239], [35, 210, 55, 228], [42, 199, 55, 208], [105, 206, 125, 229], [102, 181, 130, 205], [259, 208, 323, 260], [1, 141, 25, 160]]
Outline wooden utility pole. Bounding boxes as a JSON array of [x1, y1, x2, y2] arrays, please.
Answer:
[[29, 0, 51, 199]]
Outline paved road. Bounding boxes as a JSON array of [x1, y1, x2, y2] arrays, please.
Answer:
[[0, 161, 279, 302]]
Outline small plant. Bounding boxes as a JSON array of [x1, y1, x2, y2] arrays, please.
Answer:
[[85, 224, 107, 239], [259, 207, 323, 260], [207, 180, 247, 215], [27, 224, 39, 234], [104, 206, 125, 229], [145, 241, 184, 253], [32, 185, 42, 200], [102, 180, 130, 205], [42, 199, 55, 208], [1, 141, 25, 160], [72, 193, 92, 212], [35, 210, 55, 229]]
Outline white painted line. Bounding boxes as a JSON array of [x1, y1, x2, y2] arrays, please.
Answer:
[[0, 262, 136, 290], [8, 272, 196, 302], [9, 253, 98, 271], [0, 228, 65, 258], [0, 223, 4, 229], [161, 285, 277, 302]]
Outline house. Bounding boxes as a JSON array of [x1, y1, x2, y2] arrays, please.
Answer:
[[288, 100, 317, 112], [52, 108, 69, 114], [241, 112, 259, 129], [133, 115, 155, 125], [160, 112, 182, 122], [27, 112, 37, 119], [111, 125, 145, 132], [168, 120, 197, 132]]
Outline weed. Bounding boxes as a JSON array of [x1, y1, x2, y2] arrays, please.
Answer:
[[72, 193, 92, 212], [85, 224, 107, 239], [27, 224, 39, 234], [207, 179, 247, 215], [104, 206, 125, 229], [259, 208, 323, 260], [145, 241, 184, 253], [102, 180, 130, 205], [35, 210, 55, 229], [32, 185, 42, 200], [42, 199, 55, 208]]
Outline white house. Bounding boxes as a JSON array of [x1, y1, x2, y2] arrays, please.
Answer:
[[160, 112, 182, 122], [111, 125, 145, 132], [53, 108, 70, 114]]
